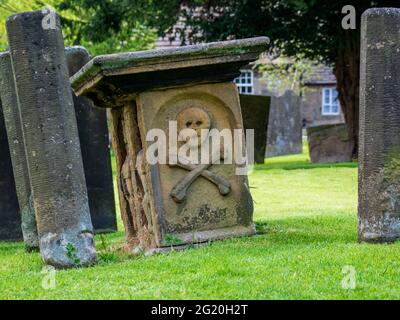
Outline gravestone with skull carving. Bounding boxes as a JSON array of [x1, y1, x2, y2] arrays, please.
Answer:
[[71, 38, 269, 253]]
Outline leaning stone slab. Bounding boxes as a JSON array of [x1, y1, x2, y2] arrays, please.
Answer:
[[239, 94, 271, 164], [266, 90, 302, 157], [0, 99, 21, 241], [359, 8, 400, 243], [7, 10, 96, 267], [307, 124, 352, 164], [66, 46, 117, 234], [72, 37, 269, 253], [0, 46, 116, 246], [0, 52, 38, 250]]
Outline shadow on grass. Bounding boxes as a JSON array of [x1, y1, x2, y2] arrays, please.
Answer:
[[0, 241, 25, 254], [254, 161, 358, 171], [254, 214, 357, 245]]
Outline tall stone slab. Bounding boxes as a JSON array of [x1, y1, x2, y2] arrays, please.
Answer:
[[66, 46, 117, 233], [7, 10, 96, 267], [72, 37, 269, 253], [0, 100, 21, 241], [266, 90, 302, 157], [0, 52, 38, 250], [239, 94, 271, 164], [359, 8, 400, 243]]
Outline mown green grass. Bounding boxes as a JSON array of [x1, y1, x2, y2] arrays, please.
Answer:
[[1, 144, 400, 300]]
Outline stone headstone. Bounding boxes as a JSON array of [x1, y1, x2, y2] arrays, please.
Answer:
[[66, 46, 117, 234], [239, 94, 271, 164], [0, 52, 38, 250], [0, 100, 21, 241], [72, 37, 269, 253], [7, 10, 96, 268], [359, 8, 400, 243], [0, 46, 117, 246], [307, 124, 352, 163], [266, 90, 302, 157]]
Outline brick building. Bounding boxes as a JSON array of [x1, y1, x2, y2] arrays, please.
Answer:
[[300, 64, 345, 128]]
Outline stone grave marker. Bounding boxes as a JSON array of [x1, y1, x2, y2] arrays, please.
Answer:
[[359, 8, 400, 243], [266, 90, 302, 157], [239, 94, 271, 164], [72, 37, 269, 253], [7, 10, 96, 268], [0, 46, 117, 248], [0, 52, 38, 249], [0, 99, 21, 241], [307, 124, 352, 163], [66, 46, 117, 233]]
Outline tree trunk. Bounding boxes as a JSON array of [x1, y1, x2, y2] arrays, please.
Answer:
[[333, 32, 360, 159]]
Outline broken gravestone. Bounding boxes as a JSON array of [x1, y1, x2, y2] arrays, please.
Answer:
[[66, 46, 117, 233], [72, 37, 269, 253], [239, 94, 271, 164], [7, 10, 96, 268], [266, 90, 302, 157], [359, 8, 400, 243], [0, 52, 38, 250], [307, 124, 352, 163]]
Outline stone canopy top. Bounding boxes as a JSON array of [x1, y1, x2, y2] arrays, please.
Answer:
[[71, 37, 269, 108]]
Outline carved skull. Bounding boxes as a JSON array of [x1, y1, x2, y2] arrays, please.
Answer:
[[177, 107, 211, 149]]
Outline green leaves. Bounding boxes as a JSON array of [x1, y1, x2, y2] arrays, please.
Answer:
[[58, 0, 180, 54], [0, 0, 160, 55], [80, 21, 157, 56], [0, 0, 59, 50]]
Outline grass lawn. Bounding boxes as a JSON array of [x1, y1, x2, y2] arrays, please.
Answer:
[[1, 143, 400, 300]]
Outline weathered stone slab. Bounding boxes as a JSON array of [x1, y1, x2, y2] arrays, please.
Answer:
[[7, 10, 96, 268], [72, 37, 269, 253], [0, 46, 116, 245], [0, 52, 38, 249], [66, 46, 117, 233], [137, 83, 254, 247], [0, 99, 21, 241], [359, 8, 400, 243], [239, 94, 271, 164], [307, 124, 352, 163], [72, 37, 270, 105], [266, 90, 302, 157]]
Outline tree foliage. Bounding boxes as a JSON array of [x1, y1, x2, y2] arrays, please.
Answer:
[[166, 0, 398, 158], [58, 0, 183, 54], [257, 55, 315, 96], [0, 0, 159, 55], [0, 0, 58, 50], [22, 0, 395, 69], [2, 0, 400, 156]]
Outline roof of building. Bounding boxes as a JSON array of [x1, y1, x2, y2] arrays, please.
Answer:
[[302, 64, 337, 85], [155, 36, 181, 49]]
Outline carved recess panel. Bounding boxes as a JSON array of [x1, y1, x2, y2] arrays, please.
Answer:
[[136, 82, 254, 247]]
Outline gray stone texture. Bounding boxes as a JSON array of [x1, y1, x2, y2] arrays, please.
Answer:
[[239, 94, 271, 164], [359, 8, 400, 243], [0, 99, 21, 241], [266, 90, 302, 157], [0, 52, 38, 250], [307, 124, 352, 163], [6, 10, 96, 267], [66, 46, 117, 233]]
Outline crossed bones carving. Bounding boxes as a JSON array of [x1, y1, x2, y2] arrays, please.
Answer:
[[169, 152, 231, 203]]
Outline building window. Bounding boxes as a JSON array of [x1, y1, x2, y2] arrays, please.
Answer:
[[322, 87, 340, 115], [234, 70, 254, 94]]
